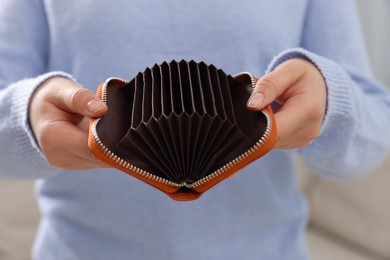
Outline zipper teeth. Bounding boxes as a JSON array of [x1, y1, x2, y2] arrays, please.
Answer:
[[101, 77, 128, 102], [91, 118, 182, 187], [188, 110, 271, 188], [234, 71, 256, 87], [94, 74, 271, 189]]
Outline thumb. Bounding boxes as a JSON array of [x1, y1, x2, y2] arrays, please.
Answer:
[[246, 60, 304, 111], [49, 77, 107, 117]]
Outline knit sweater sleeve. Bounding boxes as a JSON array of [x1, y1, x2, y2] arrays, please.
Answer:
[[0, 1, 72, 179], [267, 0, 390, 179]]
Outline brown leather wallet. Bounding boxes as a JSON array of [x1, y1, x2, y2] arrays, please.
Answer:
[[88, 60, 277, 201]]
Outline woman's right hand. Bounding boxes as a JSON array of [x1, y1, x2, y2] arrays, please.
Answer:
[[29, 77, 110, 170]]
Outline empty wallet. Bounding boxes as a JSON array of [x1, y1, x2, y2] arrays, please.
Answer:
[[88, 60, 277, 201]]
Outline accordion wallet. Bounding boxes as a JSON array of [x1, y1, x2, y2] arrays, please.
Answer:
[[88, 60, 277, 201]]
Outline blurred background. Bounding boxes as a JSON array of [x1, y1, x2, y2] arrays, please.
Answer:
[[1, 1, 390, 259], [357, 0, 390, 85], [298, 1, 390, 259]]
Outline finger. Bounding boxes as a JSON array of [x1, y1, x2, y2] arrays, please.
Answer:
[[49, 154, 110, 170], [273, 97, 313, 149], [58, 125, 103, 162], [47, 78, 107, 118], [275, 121, 319, 150], [274, 111, 304, 149], [44, 122, 109, 169], [247, 60, 305, 111], [227, 170, 241, 179], [77, 117, 91, 132], [74, 154, 111, 169]]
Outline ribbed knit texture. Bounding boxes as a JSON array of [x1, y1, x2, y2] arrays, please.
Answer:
[[267, 48, 390, 179], [1, 1, 390, 259], [1, 72, 73, 179]]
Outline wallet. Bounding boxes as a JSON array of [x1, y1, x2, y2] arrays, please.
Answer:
[[88, 60, 277, 201]]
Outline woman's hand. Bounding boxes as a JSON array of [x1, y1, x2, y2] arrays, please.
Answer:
[[247, 58, 327, 149], [29, 77, 110, 170]]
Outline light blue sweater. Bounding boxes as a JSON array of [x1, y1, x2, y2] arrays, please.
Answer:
[[1, 0, 390, 259]]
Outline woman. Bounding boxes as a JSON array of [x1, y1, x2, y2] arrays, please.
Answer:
[[1, 0, 389, 259]]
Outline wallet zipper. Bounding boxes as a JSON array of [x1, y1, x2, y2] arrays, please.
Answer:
[[91, 74, 272, 189], [189, 109, 272, 188]]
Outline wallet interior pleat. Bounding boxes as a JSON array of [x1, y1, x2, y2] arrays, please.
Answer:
[[97, 60, 265, 185]]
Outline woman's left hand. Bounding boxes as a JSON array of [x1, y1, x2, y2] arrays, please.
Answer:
[[247, 58, 327, 149]]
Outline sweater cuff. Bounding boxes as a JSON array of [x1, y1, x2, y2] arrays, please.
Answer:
[[266, 48, 360, 178], [10, 71, 75, 179], [266, 48, 355, 137]]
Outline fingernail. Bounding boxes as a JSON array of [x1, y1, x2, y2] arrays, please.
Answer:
[[87, 100, 105, 114], [247, 93, 264, 109]]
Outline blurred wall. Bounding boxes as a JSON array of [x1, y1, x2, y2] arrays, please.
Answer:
[[356, 0, 390, 87]]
